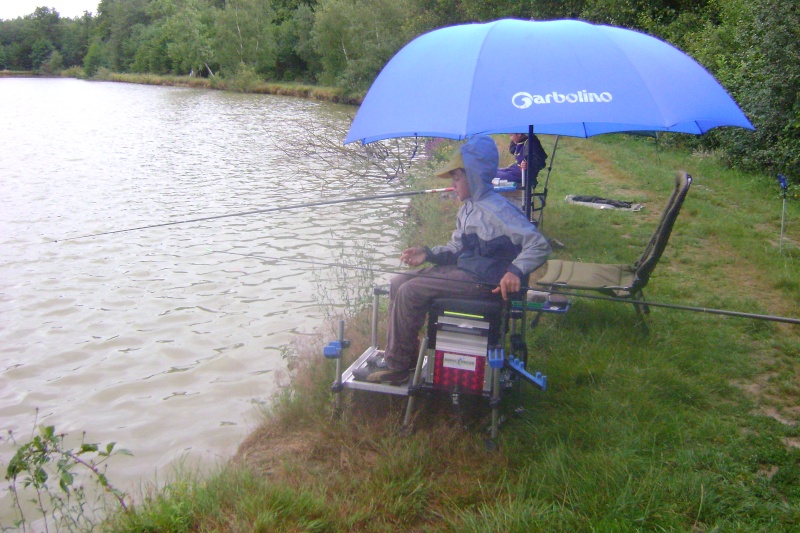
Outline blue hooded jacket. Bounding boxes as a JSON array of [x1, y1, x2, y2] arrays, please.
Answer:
[[426, 135, 551, 284]]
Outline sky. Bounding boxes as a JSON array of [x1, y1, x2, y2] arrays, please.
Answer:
[[0, 0, 101, 20]]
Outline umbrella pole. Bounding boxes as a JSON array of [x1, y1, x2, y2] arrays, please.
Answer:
[[528, 134, 559, 227], [778, 174, 788, 253], [541, 135, 559, 192], [525, 125, 534, 220], [781, 195, 787, 254]]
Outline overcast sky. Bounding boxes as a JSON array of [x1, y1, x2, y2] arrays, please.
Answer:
[[0, 0, 101, 20]]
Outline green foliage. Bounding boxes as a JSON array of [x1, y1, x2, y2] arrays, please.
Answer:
[[58, 14, 93, 66], [225, 61, 262, 92], [312, 0, 416, 92], [702, 0, 800, 180], [0, 6, 90, 71], [95, 0, 154, 71], [39, 48, 64, 74], [3, 420, 132, 531], [30, 37, 54, 71], [167, 1, 216, 75], [273, 3, 318, 81], [83, 39, 106, 77], [61, 65, 87, 78], [214, 0, 277, 78], [130, 21, 172, 74], [29, 6, 61, 44]]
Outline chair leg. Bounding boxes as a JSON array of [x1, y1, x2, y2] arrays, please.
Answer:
[[402, 337, 429, 430], [631, 290, 650, 315], [628, 291, 651, 335]]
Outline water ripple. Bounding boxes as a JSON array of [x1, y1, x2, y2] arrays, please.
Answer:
[[0, 79, 412, 502]]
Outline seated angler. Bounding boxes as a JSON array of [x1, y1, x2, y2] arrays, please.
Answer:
[[354, 135, 552, 385], [495, 132, 548, 188]]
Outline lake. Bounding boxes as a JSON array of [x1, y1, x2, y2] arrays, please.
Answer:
[[0, 78, 412, 515]]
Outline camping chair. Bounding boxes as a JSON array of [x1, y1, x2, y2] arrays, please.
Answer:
[[535, 171, 692, 316]]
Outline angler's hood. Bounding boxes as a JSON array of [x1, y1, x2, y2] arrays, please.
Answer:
[[460, 135, 498, 202]]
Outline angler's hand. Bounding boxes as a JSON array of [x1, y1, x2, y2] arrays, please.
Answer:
[[400, 247, 427, 267], [492, 272, 521, 300]]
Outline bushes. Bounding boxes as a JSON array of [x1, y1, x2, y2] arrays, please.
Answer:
[[82, 40, 105, 77], [711, 0, 800, 179]]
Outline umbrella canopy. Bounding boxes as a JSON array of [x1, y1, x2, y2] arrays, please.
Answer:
[[345, 19, 754, 144]]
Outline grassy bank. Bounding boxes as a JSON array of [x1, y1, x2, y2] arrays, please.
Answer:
[[0, 70, 38, 77], [97, 71, 361, 105], [106, 135, 800, 531], [2, 68, 361, 104]]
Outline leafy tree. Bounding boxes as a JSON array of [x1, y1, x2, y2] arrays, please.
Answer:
[[214, 0, 277, 78], [95, 0, 153, 71], [455, 0, 530, 21], [0, 15, 35, 69], [526, 0, 717, 37], [83, 39, 106, 76], [274, 3, 318, 81], [0, 6, 91, 70], [703, 0, 800, 178], [39, 48, 64, 74], [59, 14, 94, 67], [130, 21, 172, 73], [313, 0, 416, 92], [4, 41, 31, 70], [170, 0, 217, 75], [272, 0, 317, 23], [29, 6, 61, 45], [30, 37, 54, 71], [0, 18, 30, 69]]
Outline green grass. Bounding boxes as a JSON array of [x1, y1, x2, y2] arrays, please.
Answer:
[[105, 134, 800, 532]]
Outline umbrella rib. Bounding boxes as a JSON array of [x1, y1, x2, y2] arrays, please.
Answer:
[[464, 21, 504, 137]]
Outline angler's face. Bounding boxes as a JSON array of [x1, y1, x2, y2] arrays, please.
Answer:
[[450, 168, 470, 201]]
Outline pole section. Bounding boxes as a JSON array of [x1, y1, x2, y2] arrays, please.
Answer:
[[57, 187, 454, 242]]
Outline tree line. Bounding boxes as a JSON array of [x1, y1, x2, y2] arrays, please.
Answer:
[[1, 0, 798, 179]]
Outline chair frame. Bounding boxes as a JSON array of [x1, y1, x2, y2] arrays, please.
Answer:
[[325, 284, 554, 445], [535, 171, 692, 315]]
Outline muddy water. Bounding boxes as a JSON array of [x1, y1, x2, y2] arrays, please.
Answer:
[[0, 78, 408, 512]]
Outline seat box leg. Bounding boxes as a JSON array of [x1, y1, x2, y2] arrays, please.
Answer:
[[402, 337, 429, 430]]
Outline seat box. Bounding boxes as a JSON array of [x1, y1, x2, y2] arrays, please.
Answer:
[[430, 315, 491, 393]]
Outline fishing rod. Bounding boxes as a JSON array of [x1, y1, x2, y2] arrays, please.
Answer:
[[219, 250, 800, 326], [56, 187, 455, 243]]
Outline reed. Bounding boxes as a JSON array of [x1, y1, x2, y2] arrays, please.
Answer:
[[98, 72, 361, 105]]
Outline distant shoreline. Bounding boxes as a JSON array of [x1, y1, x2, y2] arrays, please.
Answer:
[[1, 69, 364, 105]]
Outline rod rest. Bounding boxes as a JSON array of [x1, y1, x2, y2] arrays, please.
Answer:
[[507, 356, 547, 390]]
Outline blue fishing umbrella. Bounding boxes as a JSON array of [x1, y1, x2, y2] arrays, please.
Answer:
[[344, 19, 754, 144]]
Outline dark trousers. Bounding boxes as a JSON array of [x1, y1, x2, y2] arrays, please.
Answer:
[[384, 265, 495, 370]]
